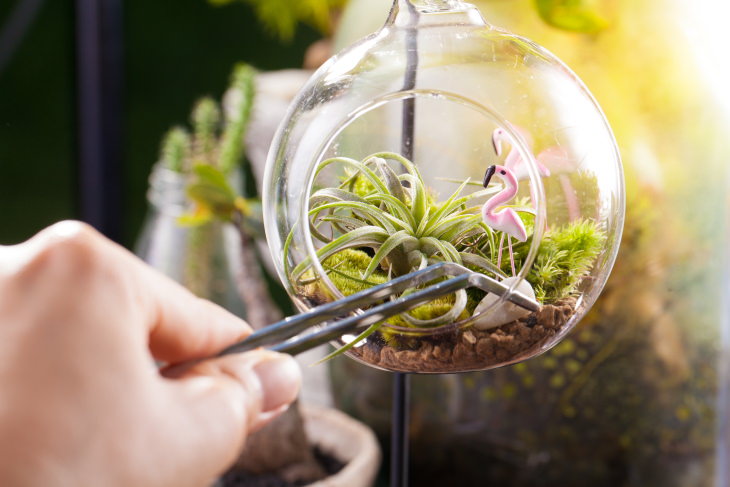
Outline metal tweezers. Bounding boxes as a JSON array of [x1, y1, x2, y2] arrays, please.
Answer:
[[216, 262, 540, 357]]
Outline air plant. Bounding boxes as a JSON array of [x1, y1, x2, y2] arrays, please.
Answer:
[[290, 150, 607, 357], [292, 151, 507, 328]]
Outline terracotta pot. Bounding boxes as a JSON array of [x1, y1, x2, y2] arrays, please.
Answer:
[[301, 406, 381, 487]]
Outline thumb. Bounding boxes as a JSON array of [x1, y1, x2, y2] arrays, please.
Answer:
[[160, 351, 301, 483]]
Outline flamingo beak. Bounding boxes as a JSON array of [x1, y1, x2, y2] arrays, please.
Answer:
[[483, 165, 496, 188]]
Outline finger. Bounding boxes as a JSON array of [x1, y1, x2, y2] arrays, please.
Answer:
[[146, 294, 252, 364], [29, 221, 253, 363], [160, 350, 301, 483], [122, 250, 254, 363]]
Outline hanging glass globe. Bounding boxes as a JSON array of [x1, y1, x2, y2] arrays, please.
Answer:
[[263, 0, 624, 373]]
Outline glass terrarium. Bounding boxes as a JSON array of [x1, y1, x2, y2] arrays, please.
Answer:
[[263, 0, 624, 373]]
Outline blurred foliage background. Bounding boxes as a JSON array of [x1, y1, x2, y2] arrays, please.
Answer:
[[0, 0, 321, 245], [0, 0, 638, 246]]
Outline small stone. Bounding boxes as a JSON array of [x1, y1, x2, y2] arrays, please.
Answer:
[[345, 294, 576, 373], [473, 277, 538, 331]]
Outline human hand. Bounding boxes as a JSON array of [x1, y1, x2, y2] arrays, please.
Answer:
[[0, 221, 301, 486]]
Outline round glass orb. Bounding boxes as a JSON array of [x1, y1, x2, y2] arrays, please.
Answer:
[[263, 0, 624, 373]]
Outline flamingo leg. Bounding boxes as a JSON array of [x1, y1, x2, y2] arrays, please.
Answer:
[[497, 233, 505, 271], [507, 235, 516, 277]]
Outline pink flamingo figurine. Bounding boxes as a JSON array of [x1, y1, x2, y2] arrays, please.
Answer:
[[492, 127, 550, 206], [482, 165, 527, 277]]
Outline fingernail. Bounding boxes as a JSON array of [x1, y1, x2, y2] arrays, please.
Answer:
[[253, 354, 301, 412]]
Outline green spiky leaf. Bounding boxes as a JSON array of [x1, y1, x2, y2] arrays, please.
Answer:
[[535, 0, 610, 33], [219, 63, 256, 174]]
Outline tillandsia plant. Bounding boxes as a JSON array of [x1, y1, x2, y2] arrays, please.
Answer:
[[291, 149, 606, 364]]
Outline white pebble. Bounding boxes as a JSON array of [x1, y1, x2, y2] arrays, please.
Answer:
[[473, 277, 537, 331]]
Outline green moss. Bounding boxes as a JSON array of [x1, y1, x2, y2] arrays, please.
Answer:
[[318, 248, 468, 330], [321, 249, 389, 296], [528, 219, 607, 302], [346, 170, 377, 198]]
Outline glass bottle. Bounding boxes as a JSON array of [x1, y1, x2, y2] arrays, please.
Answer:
[[135, 163, 247, 317]]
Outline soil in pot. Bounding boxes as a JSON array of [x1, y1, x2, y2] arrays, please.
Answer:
[[218, 446, 345, 487]]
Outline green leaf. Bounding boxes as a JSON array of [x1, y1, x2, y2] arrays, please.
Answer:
[[401, 173, 428, 225], [419, 237, 461, 263], [309, 201, 407, 234], [194, 164, 236, 196], [459, 252, 507, 278], [400, 289, 468, 327], [363, 193, 416, 230], [534, 0, 609, 33], [413, 206, 432, 237], [369, 156, 407, 203], [291, 226, 389, 280], [320, 215, 371, 233], [186, 165, 238, 218], [316, 157, 390, 195], [369, 151, 420, 176], [210, 0, 345, 41], [363, 231, 419, 278], [315, 322, 382, 364], [423, 178, 471, 233], [310, 187, 368, 208], [430, 214, 483, 241]]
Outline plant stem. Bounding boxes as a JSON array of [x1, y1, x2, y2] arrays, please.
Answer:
[[232, 210, 282, 329]]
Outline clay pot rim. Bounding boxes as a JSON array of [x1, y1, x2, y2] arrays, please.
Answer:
[[301, 405, 381, 487]]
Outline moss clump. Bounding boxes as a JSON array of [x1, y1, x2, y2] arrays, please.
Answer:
[[320, 249, 389, 296], [529, 219, 607, 302], [319, 249, 463, 323]]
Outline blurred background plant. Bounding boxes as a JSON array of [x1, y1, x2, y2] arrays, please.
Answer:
[[0, 0, 336, 245], [208, 0, 346, 41], [0, 0, 619, 246], [134, 63, 285, 321]]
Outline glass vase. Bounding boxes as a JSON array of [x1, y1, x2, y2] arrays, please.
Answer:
[[264, 0, 624, 374]]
